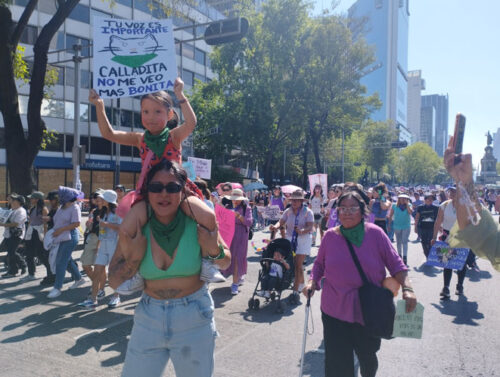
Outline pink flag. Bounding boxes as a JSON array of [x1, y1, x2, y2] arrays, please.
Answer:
[[215, 204, 235, 247]]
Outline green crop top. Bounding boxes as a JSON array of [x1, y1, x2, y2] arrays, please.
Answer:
[[139, 216, 202, 280]]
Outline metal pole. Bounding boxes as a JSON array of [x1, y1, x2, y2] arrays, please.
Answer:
[[341, 127, 345, 182], [115, 98, 121, 186], [283, 145, 286, 179], [72, 44, 82, 191]]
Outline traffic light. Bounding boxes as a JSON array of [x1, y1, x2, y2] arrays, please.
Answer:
[[204, 17, 249, 45], [391, 141, 408, 149]]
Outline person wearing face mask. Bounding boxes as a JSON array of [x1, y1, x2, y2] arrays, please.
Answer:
[[388, 194, 412, 266]]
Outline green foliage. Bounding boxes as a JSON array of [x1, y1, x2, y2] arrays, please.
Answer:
[[397, 142, 442, 184], [361, 121, 397, 178], [40, 128, 58, 150], [13, 45, 29, 83]]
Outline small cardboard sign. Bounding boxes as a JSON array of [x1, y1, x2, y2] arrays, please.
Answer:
[[426, 241, 470, 270], [0, 208, 12, 224], [182, 161, 197, 181], [188, 157, 212, 180], [392, 300, 424, 339], [259, 205, 281, 220]]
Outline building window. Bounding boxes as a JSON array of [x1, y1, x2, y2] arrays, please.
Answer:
[[182, 43, 195, 60], [41, 98, 65, 118], [194, 73, 205, 84], [65, 67, 75, 86], [90, 8, 112, 24], [175, 39, 181, 55], [195, 48, 205, 65], [66, 34, 90, 57], [134, 0, 153, 14], [90, 136, 112, 155], [81, 69, 91, 89], [206, 55, 211, 69], [20, 25, 38, 45], [133, 111, 142, 130], [152, 2, 167, 19], [182, 69, 193, 86], [68, 4, 90, 24], [18, 95, 29, 114], [116, 0, 132, 7], [375, 0, 383, 9], [39, 0, 56, 14]]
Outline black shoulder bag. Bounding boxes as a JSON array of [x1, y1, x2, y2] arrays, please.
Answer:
[[243, 205, 254, 240], [344, 237, 395, 339]]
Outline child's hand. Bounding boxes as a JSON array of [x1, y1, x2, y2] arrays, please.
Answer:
[[173, 77, 184, 98], [89, 89, 104, 108]]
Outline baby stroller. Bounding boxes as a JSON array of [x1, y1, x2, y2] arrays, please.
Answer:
[[248, 238, 294, 313]]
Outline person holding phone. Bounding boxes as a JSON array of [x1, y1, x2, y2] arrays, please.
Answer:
[[369, 182, 391, 234], [444, 137, 499, 272]]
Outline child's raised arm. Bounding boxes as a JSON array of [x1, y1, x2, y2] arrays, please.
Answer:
[[169, 78, 197, 148], [89, 89, 143, 148]]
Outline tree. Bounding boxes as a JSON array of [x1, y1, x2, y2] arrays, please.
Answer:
[[361, 121, 396, 180], [397, 142, 442, 184]]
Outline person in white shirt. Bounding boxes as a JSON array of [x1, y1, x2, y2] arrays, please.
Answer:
[[0, 193, 28, 278]]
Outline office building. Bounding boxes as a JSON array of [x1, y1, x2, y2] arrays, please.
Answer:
[[348, 0, 411, 144], [407, 69, 425, 144], [1, 0, 225, 197], [492, 128, 500, 161], [421, 94, 449, 156], [419, 105, 435, 149]]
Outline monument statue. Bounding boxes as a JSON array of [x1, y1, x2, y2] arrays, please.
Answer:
[[487, 131, 493, 146]]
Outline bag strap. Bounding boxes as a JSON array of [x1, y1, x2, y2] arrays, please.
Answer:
[[344, 237, 369, 285], [135, 149, 155, 191]]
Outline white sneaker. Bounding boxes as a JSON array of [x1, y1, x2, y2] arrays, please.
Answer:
[[256, 290, 265, 297], [69, 278, 87, 289], [263, 291, 271, 299], [116, 273, 145, 295], [200, 259, 226, 283], [47, 288, 61, 298], [108, 295, 121, 308]]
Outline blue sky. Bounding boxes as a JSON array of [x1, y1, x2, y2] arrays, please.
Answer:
[[312, 0, 500, 168]]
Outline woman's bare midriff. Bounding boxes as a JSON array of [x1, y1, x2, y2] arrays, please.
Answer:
[[144, 275, 204, 300]]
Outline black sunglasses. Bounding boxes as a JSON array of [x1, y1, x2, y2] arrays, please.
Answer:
[[147, 182, 183, 194]]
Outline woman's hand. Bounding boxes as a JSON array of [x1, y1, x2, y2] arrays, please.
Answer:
[[444, 136, 473, 184], [89, 89, 104, 108], [173, 77, 185, 99], [402, 290, 417, 313], [302, 281, 315, 298]]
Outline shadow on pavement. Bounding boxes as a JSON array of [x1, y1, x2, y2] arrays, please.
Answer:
[[300, 349, 325, 377], [413, 263, 440, 277], [431, 295, 484, 326], [211, 286, 236, 309], [467, 268, 492, 282]]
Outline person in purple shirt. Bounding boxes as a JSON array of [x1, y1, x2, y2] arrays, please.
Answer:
[[303, 191, 417, 377]]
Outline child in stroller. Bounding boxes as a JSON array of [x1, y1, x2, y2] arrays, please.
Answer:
[[248, 238, 294, 313]]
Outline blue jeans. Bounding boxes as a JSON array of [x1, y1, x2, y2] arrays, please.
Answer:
[[394, 228, 410, 258], [122, 285, 217, 377], [54, 229, 81, 289]]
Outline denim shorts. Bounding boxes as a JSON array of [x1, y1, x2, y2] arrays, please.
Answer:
[[121, 284, 218, 377], [95, 238, 117, 266]]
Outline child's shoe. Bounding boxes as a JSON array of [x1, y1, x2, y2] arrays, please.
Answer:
[[200, 259, 226, 283]]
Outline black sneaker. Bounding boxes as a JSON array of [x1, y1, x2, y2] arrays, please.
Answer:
[[2, 272, 17, 278], [40, 277, 55, 286], [455, 285, 464, 296], [440, 287, 450, 300], [288, 292, 300, 305]]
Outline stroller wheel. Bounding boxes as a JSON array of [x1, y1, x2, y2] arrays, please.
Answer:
[[248, 298, 254, 310], [254, 298, 260, 310], [270, 292, 276, 301]]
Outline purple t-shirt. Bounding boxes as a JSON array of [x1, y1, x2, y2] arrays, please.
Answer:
[[312, 222, 407, 325], [52, 203, 81, 243]]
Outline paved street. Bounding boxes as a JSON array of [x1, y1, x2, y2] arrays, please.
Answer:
[[0, 223, 499, 377]]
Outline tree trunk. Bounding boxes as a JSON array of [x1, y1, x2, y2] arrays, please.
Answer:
[[310, 125, 322, 174], [263, 148, 275, 187]]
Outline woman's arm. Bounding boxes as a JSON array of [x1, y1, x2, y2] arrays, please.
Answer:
[[432, 207, 444, 244], [394, 270, 417, 313], [53, 222, 80, 237], [89, 89, 143, 147], [180, 196, 216, 232], [101, 221, 121, 232], [197, 224, 231, 270], [169, 78, 197, 148]]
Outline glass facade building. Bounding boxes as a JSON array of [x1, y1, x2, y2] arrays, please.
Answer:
[[421, 94, 449, 157], [348, 0, 411, 143]]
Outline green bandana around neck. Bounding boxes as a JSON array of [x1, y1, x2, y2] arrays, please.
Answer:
[[340, 221, 365, 247], [149, 209, 186, 258], [144, 127, 170, 158]]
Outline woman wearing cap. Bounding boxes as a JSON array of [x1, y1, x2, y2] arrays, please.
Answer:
[[47, 187, 86, 298], [79, 190, 122, 309], [303, 190, 416, 377], [0, 193, 28, 278], [108, 159, 230, 377], [270, 189, 314, 305], [388, 194, 412, 266], [221, 188, 253, 295], [23, 192, 49, 281]]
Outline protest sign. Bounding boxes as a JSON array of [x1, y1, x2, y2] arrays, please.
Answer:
[[0, 208, 12, 223], [182, 161, 197, 181], [259, 205, 281, 220], [308, 174, 328, 198], [215, 204, 235, 247], [426, 241, 470, 270], [93, 18, 177, 99], [392, 300, 424, 339], [188, 157, 212, 180]]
